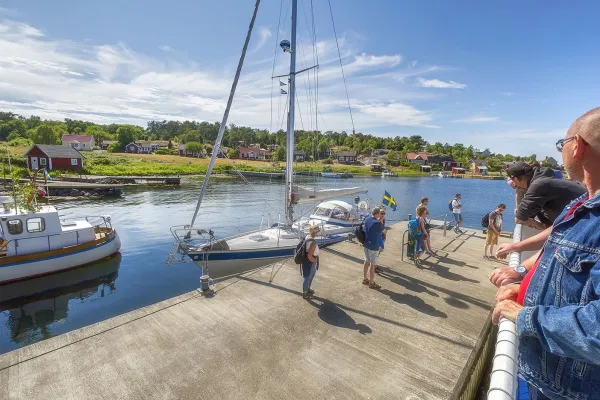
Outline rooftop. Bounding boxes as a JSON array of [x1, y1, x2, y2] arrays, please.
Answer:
[[26, 144, 84, 159]]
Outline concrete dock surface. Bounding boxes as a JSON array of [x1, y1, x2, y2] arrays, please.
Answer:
[[0, 225, 508, 400]]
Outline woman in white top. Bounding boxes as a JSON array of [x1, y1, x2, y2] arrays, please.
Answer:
[[302, 224, 320, 299]]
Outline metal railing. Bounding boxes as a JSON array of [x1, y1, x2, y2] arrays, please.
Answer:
[[487, 223, 522, 400]]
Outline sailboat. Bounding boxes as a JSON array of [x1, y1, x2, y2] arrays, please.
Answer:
[[170, 0, 366, 279]]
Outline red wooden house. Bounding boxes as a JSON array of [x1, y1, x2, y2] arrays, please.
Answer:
[[25, 144, 84, 171]]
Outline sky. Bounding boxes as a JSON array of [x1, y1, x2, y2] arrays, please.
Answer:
[[1, 0, 600, 158]]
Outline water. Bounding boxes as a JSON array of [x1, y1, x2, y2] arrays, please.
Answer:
[[0, 175, 515, 354]]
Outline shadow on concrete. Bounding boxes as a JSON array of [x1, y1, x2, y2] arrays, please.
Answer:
[[374, 267, 489, 310], [322, 247, 364, 264], [435, 256, 478, 270], [377, 269, 439, 297], [237, 276, 471, 348], [379, 289, 447, 318], [420, 260, 480, 284], [308, 298, 372, 335], [444, 296, 470, 309]]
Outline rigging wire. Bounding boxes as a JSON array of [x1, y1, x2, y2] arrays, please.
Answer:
[[327, 0, 356, 135], [269, 0, 285, 135]]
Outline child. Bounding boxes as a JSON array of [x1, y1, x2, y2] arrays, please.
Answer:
[[414, 206, 429, 267]]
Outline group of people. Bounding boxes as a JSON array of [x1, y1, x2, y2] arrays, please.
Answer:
[[488, 107, 600, 399], [299, 107, 600, 399]]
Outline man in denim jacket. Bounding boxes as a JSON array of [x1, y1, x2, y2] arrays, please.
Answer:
[[492, 107, 600, 399]]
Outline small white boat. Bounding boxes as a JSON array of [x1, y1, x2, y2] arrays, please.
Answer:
[[0, 196, 121, 284], [437, 172, 448, 178], [293, 200, 366, 237], [381, 170, 394, 177]]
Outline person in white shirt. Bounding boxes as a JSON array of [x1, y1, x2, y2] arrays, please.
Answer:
[[452, 194, 465, 234]]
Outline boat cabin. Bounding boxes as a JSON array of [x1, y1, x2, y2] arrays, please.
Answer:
[[310, 201, 354, 223], [0, 199, 95, 257]]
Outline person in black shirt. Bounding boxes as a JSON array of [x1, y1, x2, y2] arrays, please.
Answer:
[[507, 162, 586, 228]]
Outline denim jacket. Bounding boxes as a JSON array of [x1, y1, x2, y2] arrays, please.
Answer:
[[517, 192, 600, 399]]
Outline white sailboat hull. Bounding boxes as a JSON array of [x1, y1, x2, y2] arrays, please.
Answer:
[[0, 234, 121, 284], [185, 229, 348, 279]]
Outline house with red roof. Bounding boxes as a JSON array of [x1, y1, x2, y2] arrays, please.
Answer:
[[405, 152, 428, 164], [61, 135, 95, 151]]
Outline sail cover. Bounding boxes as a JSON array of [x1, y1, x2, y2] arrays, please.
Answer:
[[293, 186, 367, 204]]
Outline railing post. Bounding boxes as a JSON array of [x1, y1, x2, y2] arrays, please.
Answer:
[[443, 214, 447, 237]]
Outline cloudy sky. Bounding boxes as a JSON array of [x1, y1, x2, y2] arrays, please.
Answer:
[[1, 0, 600, 158]]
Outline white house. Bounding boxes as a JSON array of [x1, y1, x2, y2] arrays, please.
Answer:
[[61, 135, 95, 151]]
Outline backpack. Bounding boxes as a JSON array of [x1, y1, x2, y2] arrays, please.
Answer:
[[408, 218, 423, 237], [481, 212, 490, 228], [448, 200, 454, 212], [354, 223, 366, 244], [294, 238, 314, 265]]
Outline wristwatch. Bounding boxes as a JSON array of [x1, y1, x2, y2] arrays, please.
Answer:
[[514, 265, 528, 278]]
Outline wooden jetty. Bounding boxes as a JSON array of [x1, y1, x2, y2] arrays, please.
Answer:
[[0, 226, 506, 399], [58, 175, 182, 185]]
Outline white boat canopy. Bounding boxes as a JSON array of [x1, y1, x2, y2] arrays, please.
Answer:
[[317, 200, 353, 211], [293, 186, 367, 204]]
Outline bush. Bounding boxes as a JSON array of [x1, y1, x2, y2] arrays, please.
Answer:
[[107, 143, 121, 153], [155, 148, 179, 155], [321, 157, 333, 164], [8, 137, 33, 147]]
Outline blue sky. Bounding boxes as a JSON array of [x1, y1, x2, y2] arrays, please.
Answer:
[[1, 0, 599, 158]]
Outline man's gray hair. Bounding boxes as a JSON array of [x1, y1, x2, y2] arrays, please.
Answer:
[[371, 207, 381, 216]]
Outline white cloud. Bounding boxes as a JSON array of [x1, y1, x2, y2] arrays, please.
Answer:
[[250, 26, 272, 54], [453, 116, 499, 123], [502, 92, 515, 96], [0, 19, 452, 133], [354, 102, 439, 128], [416, 77, 467, 89]]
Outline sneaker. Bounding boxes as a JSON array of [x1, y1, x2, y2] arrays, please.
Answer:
[[307, 289, 315, 295], [302, 292, 313, 299], [362, 279, 370, 285], [414, 258, 423, 268]]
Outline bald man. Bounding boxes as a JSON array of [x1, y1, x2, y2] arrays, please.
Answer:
[[492, 107, 600, 399]]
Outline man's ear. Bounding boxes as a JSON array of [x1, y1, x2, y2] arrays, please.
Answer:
[[573, 134, 587, 160]]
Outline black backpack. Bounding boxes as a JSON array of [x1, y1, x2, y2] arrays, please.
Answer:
[[354, 223, 366, 244], [294, 238, 314, 264], [481, 212, 490, 228]]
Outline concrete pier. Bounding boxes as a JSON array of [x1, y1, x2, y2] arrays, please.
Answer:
[[0, 225, 507, 400]]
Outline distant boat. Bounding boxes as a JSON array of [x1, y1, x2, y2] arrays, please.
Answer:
[[321, 172, 341, 179], [381, 170, 395, 177], [436, 172, 448, 178]]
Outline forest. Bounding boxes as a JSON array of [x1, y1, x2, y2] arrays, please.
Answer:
[[0, 111, 541, 171]]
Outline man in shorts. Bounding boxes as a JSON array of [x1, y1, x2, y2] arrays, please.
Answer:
[[484, 203, 506, 260], [362, 207, 383, 289], [452, 193, 465, 234]]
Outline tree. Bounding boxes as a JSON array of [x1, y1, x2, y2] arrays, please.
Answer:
[[35, 123, 59, 144], [116, 125, 142, 149], [386, 150, 399, 166], [204, 144, 213, 155], [184, 142, 203, 155], [274, 146, 286, 161], [227, 149, 240, 158]]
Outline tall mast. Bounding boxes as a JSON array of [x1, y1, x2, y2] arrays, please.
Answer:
[[284, 0, 298, 224], [189, 0, 261, 227]]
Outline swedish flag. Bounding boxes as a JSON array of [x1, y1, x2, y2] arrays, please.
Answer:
[[382, 190, 397, 211]]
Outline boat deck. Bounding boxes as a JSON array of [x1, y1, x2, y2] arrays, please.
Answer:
[[0, 225, 507, 399]]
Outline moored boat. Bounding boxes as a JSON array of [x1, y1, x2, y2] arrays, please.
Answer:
[[0, 196, 121, 284]]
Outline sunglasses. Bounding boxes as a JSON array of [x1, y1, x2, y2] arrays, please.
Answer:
[[556, 136, 575, 152]]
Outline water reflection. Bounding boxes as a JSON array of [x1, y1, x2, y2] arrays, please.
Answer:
[[0, 254, 121, 346]]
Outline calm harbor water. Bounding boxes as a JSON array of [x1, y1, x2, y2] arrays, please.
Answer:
[[0, 175, 515, 354]]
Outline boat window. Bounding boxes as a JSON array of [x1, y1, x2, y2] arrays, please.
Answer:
[[330, 207, 350, 220], [7, 219, 23, 235], [26, 217, 45, 233], [314, 207, 331, 217]]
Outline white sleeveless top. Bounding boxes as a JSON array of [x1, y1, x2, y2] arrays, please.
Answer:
[[305, 235, 319, 256]]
